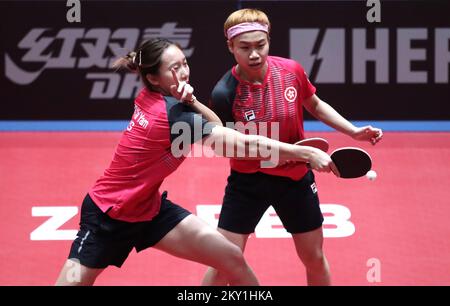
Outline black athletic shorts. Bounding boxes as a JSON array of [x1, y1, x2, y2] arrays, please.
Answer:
[[218, 170, 323, 234], [68, 191, 191, 269]]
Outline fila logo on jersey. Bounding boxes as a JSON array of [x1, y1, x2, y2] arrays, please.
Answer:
[[244, 110, 256, 121], [284, 86, 297, 102], [310, 182, 318, 194]]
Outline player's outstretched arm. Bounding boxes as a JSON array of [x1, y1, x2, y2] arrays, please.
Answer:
[[303, 94, 382, 145], [204, 125, 334, 173]]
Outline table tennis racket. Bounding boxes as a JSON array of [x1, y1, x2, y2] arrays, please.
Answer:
[[329, 147, 372, 178], [294, 139, 372, 178], [294, 137, 329, 152]]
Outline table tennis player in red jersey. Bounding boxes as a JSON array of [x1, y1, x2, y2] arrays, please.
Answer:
[[55, 38, 336, 286], [202, 8, 383, 286]]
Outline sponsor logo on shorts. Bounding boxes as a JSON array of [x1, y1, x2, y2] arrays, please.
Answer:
[[310, 182, 318, 194]]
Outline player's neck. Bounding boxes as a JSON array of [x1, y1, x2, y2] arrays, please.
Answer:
[[236, 62, 268, 85]]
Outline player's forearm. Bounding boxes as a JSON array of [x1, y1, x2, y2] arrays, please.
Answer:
[[309, 98, 357, 136], [190, 97, 223, 126], [255, 135, 315, 162], [208, 126, 314, 162]]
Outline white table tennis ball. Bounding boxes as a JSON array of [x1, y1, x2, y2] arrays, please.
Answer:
[[366, 170, 377, 181]]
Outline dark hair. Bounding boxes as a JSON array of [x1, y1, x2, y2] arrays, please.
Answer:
[[112, 38, 175, 91]]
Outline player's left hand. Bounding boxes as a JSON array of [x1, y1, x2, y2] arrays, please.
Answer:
[[351, 125, 383, 145]]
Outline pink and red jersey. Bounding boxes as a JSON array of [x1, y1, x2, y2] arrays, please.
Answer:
[[210, 56, 316, 180], [89, 88, 210, 222]]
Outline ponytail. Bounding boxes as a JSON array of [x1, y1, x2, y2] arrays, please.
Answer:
[[112, 51, 139, 72]]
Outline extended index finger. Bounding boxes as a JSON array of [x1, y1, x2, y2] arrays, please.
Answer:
[[171, 68, 179, 87]]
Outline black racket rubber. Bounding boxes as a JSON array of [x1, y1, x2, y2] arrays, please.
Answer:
[[331, 148, 372, 179]]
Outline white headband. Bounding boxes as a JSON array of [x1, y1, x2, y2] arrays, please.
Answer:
[[226, 22, 269, 40]]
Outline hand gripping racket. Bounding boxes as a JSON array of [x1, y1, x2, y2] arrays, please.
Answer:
[[295, 139, 372, 178]]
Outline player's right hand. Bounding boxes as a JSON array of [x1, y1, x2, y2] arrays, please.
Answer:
[[170, 68, 195, 104], [308, 148, 339, 176]]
